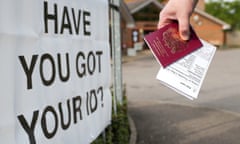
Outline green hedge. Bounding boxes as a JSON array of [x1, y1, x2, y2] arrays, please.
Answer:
[[92, 96, 130, 144]]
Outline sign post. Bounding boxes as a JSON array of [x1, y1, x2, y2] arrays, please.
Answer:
[[110, 0, 123, 110]]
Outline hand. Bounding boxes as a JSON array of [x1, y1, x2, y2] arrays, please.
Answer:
[[158, 0, 198, 40]]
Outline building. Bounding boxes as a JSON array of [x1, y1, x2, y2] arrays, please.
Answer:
[[121, 0, 231, 54]]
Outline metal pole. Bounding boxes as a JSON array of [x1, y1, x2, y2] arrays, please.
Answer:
[[102, 130, 106, 144], [110, 0, 123, 112]]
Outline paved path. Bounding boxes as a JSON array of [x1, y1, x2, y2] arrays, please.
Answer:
[[123, 49, 240, 144]]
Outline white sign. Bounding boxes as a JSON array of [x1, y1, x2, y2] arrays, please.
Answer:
[[0, 0, 111, 144]]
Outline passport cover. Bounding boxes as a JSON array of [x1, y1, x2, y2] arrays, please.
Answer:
[[144, 22, 203, 67]]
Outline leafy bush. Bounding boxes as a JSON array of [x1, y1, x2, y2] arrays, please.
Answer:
[[92, 96, 130, 144]]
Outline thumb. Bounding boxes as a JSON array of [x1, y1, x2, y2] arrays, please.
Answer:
[[178, 17, 190, 41]]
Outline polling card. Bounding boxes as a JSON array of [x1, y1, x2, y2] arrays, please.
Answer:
[[156, 39, 216, 100]]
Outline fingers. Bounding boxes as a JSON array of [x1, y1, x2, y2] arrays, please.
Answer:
[[178, 15, 190, 41], [157, 0, 196, 41], [157, 19, 171, 29], [158, 15, 190, 41], [158, 10, 176, 29]]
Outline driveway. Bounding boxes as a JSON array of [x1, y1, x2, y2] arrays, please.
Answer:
[[123, 49, 240, 144]]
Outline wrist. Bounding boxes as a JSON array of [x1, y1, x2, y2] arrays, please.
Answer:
[[193, 0, 198, 5]]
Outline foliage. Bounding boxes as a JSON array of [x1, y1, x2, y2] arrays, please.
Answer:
[[205, 0, 240, 30], [111, 97, 130, 144], [92, 96, 130, 144]]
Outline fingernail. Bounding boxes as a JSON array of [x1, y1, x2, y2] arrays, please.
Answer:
[[181, 31, 190, 41]]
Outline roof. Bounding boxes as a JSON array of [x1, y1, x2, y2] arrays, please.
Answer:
[[124, 0, 231, 30], [120, 0, 135, 27], [195, 8, 231, 30], [126, 0, 164, 14]]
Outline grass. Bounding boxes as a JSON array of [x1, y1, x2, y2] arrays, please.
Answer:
[[92, 95, 130, 144]]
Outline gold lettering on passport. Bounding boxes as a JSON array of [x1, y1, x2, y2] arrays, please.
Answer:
[[153, 37, 169, 57], [163, 28, 187, 54]]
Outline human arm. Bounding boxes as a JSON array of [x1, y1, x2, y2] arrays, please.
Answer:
[[158, 0, 198, 40]]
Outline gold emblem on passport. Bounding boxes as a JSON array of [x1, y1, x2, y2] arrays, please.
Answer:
[[163, 28, 187, 54]]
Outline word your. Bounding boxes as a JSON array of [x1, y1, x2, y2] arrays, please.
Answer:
[[17, 87, 104, 144]]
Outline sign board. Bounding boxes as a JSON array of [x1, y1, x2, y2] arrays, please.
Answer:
[[0, 0, 111, 144]]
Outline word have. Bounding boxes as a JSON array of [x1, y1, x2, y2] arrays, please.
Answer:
[[44, 1, 91, 36], [17, 87, 104, 144], [18, 51, 103, 89]]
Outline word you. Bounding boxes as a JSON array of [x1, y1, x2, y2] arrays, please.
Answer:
[[19, 50, 103, 89]]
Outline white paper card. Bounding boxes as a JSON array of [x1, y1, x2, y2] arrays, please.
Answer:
[[157, 40, 216, 100]]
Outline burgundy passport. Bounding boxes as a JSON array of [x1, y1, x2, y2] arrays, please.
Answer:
[[144, 22, 203, 68]]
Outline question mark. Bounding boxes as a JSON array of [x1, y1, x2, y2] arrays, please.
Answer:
[[97, 87, 104, 107]]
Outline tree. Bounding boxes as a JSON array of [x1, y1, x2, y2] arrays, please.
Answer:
[[205, 0, 240, 30]]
